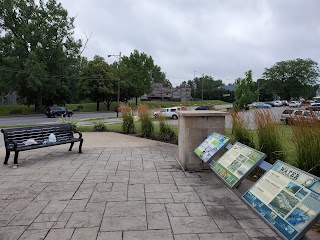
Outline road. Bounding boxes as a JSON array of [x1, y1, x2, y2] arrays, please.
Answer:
[[0, 107, 289, 148], [0, 112, 118, 126]]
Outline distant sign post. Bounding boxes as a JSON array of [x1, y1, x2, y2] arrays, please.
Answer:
[[243, 161, 320, 240], [194, 132, 230, 163], [210, 142, 266, 188]]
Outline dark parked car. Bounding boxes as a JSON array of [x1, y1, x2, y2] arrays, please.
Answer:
[[195, 106, 211, 110], [45, 107, 73, 118]]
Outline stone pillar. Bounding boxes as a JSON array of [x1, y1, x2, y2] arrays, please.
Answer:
[[177, 110, 227, 171]]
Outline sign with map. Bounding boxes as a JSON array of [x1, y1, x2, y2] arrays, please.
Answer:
[[194, 132, 230, 163], [210, 142, 266, 188], [243, 161, 320, 240]]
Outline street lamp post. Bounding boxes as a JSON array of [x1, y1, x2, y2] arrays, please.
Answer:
[[194, 71, 204, 102], [108, 52, 121, 117]]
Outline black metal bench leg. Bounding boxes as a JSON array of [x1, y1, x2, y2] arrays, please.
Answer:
[[79, 140, 83, 153], [4, 151, 10, 165], [68, 142, 74, 151], [13, 151, 19, 168]]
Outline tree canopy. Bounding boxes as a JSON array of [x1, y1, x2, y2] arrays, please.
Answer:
[[234, 70, 258, 109], [121, 50, 155, 104], [262, 58, 320, 100], [0, 0, 82, 111], [78, 55, 116, 111]]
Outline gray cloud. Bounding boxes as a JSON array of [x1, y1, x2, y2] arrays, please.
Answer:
[[59, 0, 320, 86]]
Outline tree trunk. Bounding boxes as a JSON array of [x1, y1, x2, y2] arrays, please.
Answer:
[[135, 97, 138, 105], [34, 93, 43, 113], [96, 101, 100, 111]]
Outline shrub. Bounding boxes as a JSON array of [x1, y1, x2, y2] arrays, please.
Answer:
[[57, 116, 78, 131], [230, 109, 254, 147], [254, 110, 284, 164], [291, 113, 320, 176], [93, 122, 107, 132], [158, 115, 177, 142], [120, 104, 135, 134], [137, 104, 154, 138]]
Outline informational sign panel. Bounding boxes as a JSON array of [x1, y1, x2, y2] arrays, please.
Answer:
[[210, 142, 266, 188], [243, 161, 320, 240], [194, 132, 230, 163]]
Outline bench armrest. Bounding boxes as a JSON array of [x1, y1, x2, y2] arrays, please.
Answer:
[[5, 139, 18, 150], [73, 130, 82, 139]]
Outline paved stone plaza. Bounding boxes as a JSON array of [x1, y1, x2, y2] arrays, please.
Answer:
[[0, 132, 285, 239]]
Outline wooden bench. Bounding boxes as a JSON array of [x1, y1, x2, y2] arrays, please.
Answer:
[[1, 123, 83, 167]]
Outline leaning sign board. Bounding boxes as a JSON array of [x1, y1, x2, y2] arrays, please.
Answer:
[[210, 142, 266, 188], [242, 161, 320, 240], [194, 132, 230, 163]]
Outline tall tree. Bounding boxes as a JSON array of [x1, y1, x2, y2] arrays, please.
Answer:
[[78, 56, 116, 111], [262, 58, 320, 100], [151, 65, 172, 88], [234, 70, 258, 109], [190, 75, 224, 100], [0, 0, 82, 111], [121, 50, 154, 105]]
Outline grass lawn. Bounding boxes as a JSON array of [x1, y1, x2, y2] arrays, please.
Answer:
[[0, 100, 230, 116]]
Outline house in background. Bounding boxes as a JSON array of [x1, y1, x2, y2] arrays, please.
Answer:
[[141, 83, 192, 102], [0, 92, 17, 105]]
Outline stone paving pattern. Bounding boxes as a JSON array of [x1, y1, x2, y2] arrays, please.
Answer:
[[0, 143, 282, 240]]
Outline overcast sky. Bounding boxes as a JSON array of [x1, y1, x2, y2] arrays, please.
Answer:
[[59, 0, 320, 86]]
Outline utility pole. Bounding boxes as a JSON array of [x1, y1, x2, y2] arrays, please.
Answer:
[[108, 52, 121, 117], [117, 52, 121, 118], [201, 73, 204, 102]]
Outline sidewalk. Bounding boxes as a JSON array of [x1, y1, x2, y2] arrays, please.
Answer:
[[0, 132, 310, 239]]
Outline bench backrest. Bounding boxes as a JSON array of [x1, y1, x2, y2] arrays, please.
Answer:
[[1, 123, 74, 147]]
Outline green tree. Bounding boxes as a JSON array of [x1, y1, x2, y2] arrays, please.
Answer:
[[262, 58, 320, 100], [151, 65, 172, 88], [121, 50, 155, 105], [189, 75, 224, 100], [78, 56, 116, 111], [0, 0, 82, 111], [234, 70, 258, 109]]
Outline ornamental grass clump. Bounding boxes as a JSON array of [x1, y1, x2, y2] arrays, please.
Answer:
[[57, 116, 78, 131], [254, 110, 284, 164], [291, 113, 320, 176], [137, 104, 154, 138], [158, 114, 177, 143], [230, 109, 254, 148], [120, 104, 135, 134]]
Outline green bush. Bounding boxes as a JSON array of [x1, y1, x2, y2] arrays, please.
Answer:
[[230, 109, 254, 148], [121, 105, 135, 134], [93, 122, 107, 132], [159, 121, 177, 142], [254, 110, 284, 164]]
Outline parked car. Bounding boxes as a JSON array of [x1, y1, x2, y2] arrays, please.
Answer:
[[252, 102, 272, 108], [271, 100, 283, 107], [282, 100, 289, 106], [195, 106, 211, 110], [285, 110, 320, 124], [306, 103, 320, 112], [153, 107, 181, 119], [265, 101, 276, 107], [45, 107, 73, 118], [288, 101, 301, 108], [280, 109, 300, 124]]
